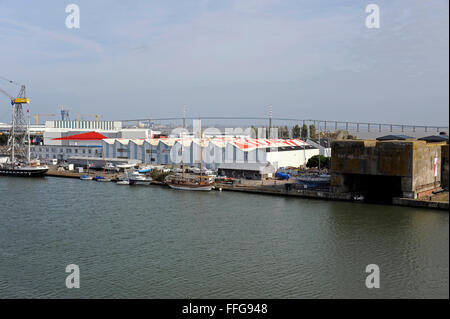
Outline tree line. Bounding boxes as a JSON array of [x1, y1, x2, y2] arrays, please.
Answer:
[[251, 124, 319, 139]]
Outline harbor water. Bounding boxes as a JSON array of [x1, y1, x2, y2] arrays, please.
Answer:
[[0, 176, 448, 298]]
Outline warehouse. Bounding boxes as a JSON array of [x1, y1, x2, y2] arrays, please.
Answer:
[[31, 131, 107, 161], [66, 156, 141, 169], [42, 120, 160, 146], [217, 163, 277, 180], [101, 137, 319, 169], [31, 120, 161, 163]]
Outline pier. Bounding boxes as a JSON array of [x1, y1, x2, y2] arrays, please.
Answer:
[[45, 168, 119, 180], [42, 168, 448, 210]]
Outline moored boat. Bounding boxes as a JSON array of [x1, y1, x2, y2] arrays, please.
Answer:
[[297, 174, 330, 188], [116, 163, 136, 170], [165, 127, 213, 192], [95, 176, 111, 182], [167, 180, 213, 191], [80, 174, 93, 180], [0, 164, 48, 177], [128, 171, 152, 185]]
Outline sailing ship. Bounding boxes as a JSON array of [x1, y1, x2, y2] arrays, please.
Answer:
[[166, 127, 213, 191], [0, 82, 48, 177]]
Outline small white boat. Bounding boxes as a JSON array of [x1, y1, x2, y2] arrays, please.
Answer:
[[116, 163, 136, 169], [80, 174, 93, 180], [129, 172, 152, 185], [116, 180, 130, 185]]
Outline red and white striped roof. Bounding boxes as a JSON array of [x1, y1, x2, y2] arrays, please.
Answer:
[[103, 137, 310, 151], [227, 138, 309, 150]]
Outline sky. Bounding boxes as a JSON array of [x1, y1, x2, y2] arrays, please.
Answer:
[[0, 0, 448, 125]]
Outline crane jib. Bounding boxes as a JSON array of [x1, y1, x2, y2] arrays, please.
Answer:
[[14, 98, 30, 104]]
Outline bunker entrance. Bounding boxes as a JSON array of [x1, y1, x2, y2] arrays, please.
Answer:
[[344, 174, 403, 203]]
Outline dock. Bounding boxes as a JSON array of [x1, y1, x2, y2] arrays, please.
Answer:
[[43, 169, 448, 210], [45, 169, 119, 180], [393, 196, 449, 210], [216, 184, 352, 201]]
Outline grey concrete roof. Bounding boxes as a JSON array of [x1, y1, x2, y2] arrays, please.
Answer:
[[376, 134, 414, 141], [418, 135, 449, 142]]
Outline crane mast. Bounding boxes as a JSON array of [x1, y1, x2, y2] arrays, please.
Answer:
[[1, 79, 30, 166]]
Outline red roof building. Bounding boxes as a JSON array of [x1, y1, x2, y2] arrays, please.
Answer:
[[52, 131, 107, 141]]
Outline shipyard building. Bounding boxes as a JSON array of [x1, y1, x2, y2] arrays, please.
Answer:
[[102, 137, 319, 169], [29, 120, 320, 169], [31, 120, 160, 161]]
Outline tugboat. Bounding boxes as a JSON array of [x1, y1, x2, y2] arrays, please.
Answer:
[[0, 81, 48, 177]]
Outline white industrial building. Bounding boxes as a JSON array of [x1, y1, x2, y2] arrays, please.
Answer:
[[31, 120, 161, 162], [43, 120, 160, 146], [31, 144, 103, 161], [102, 137, 319, 169], [29, 120, 319, 168], [46, 120, 122, 130], [306, 138, 332, 157]]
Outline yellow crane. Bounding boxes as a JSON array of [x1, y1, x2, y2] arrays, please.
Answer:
[[33, 113, 56, 125], [0, 77, 29, 105], [0, 87, 30, 105], [0, 76, 30, 163]]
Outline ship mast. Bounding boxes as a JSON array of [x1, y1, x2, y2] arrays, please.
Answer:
[[318, 120, 321, 173], [11, 104, 15, 165], [199, 122, 203, 184], [27, 108, 31, 165], [181, 132, 185, 180]]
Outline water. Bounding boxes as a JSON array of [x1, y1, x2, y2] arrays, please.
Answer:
[[0, 177, 448, 299]]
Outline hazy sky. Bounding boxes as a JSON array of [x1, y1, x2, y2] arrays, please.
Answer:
[[0, 0, 448, 125]]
